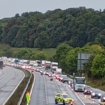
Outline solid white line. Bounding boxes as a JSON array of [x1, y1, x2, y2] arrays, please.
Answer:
[[69, 85, 85, 105], [3, 71, 25, 105], [43, 75, 48, 105], [74, 92, 85, 105], [30, 72, 35, 97]]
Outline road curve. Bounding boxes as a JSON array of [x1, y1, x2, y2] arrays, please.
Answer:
[[30, 72, 83, 105], [0, 66, 25, 105]]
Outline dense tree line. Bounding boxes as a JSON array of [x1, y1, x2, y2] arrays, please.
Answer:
[[53, 43, 105, 80], [1, 7, 105, 48]]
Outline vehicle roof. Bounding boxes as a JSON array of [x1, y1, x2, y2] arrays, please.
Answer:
[[102, 94, 105, 96], [85, 86, 91, 88], [56, 93, 68, 95], [61, 75, 67, 77], [92, 90, 101, 93]]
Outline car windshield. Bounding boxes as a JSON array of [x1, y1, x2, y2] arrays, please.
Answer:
[[63, 77, 68, 79], [93, 91, 100, 93], [61, 75, 67, 78], [62, 95, 69, 98], [85, 87, 91, 89]]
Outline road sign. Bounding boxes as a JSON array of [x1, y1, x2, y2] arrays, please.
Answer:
[[73, 72, 75, 77]]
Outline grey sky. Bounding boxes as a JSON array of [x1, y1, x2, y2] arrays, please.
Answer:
[[0, 0, 105, 19]]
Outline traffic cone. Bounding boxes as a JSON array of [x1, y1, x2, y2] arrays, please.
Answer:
[[43, 100, 45, 102]]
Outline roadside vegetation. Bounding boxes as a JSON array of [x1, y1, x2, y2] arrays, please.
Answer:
[[0, 43, 105, 90], [53, 42, 105, 91], [5, 68, 34, 105]]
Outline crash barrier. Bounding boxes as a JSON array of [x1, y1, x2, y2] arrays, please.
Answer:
[[17, 71, 32, 105]]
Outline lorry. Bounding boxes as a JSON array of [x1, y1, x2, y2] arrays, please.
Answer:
[[44, 61, 51, 70], [55, 68, 62, 75], [41, 60, 46, 67], [51, 62, 58, 71], [73, 77, 86, 92], [0, 60, 3, 69]]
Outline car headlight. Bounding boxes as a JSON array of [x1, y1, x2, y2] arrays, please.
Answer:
[[98, 93, 101, 96], [92, 93, 95, 96], [103, 97, 105, 100], [84, 90, 87, 92], [64, 99, 68, 101]]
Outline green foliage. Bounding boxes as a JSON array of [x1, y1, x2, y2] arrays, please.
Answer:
[[0, 44, 13, 57], [83, 54, 95, 78], [91, 53, 105, 79], [35, 52, 48, 60], [65, 49, 77, 74], [1, 8, 105, 48], [15, 48, 48, 60]]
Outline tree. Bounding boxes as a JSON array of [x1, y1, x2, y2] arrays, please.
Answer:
[[91, 53, 105, 79], [34, 31, 50, 49], [35, 52, 48, 60], [83, 54, 95, 78], [53, 43, 72, 70], [65, 49, 77, 74]]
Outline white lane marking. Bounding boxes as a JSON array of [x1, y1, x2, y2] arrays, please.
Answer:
[[66, 83, 85, 105], [30, 72, 35, 97], [74, 91, 85, 105], [43, 75, 48, 104], [3, 70, 25, 105]]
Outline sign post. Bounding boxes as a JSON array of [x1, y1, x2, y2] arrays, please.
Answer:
[[26, 91, 30, 105]]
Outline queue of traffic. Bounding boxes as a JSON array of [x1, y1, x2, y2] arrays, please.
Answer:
[[1, 57, 105, 105]]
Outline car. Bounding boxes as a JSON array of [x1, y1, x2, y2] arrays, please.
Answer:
[[43, 71, 46, 75], [101, 94, 105, 102], [56, 74, 61, 80], [55, 93, 74, 105], [40, 69, 44, 75], [84, 86, 92, 95], [91, 90, 102, 99], [48, 72, 53, 77], [59, 75, 67, 81], [60, 75, 69, 83], [68, 80, 74, 88], [50, 77, 53, 81]]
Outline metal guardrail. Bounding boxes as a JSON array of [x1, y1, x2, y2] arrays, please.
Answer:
[[17, 71, 32, 105]]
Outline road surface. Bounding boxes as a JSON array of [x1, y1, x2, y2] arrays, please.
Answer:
[[0, 66, 24, 105], [30, 72, 84, 105]]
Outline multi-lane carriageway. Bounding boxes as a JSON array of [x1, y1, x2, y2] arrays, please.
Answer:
[[0, 66, 101, 105], [0, 66, 24, 105], [30, 71, 101, 105]]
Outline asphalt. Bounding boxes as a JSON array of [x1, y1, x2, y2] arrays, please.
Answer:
[[30, 72, 84, 105], [0, 66, 24, 105]]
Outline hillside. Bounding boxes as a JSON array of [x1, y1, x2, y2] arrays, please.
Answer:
[[0, 7, 105, 48]]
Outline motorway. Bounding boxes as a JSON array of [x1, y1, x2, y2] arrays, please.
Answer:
[[0, 66, 24, 105], [30, 72, 99, 105]]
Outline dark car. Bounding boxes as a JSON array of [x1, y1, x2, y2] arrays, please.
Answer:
[[91, 90, 102, 99], [62, 76, 69, 83], [50, 77, 53, 81], [101, 94, 105, 102], [84, 86, 92, 95]]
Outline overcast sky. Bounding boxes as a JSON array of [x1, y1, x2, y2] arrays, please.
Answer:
[[0, 0, 105, 19]]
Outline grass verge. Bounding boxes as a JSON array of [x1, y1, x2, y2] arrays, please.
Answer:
[[12, 47, 56, 58], [5, 68, 34, 105], [86, 78, 105, 91], [21, 71, 34, 105]]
